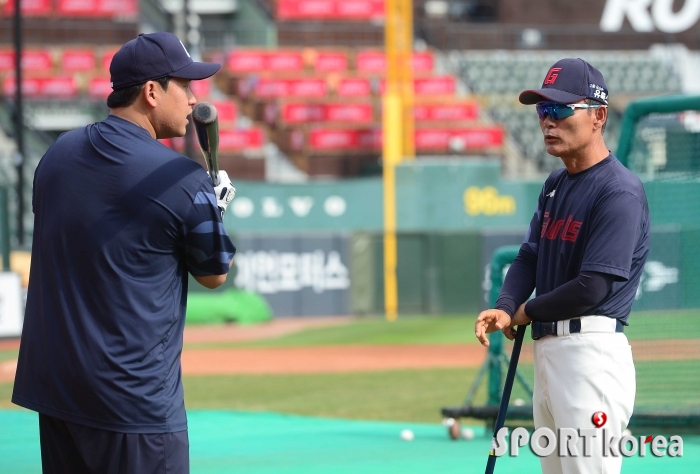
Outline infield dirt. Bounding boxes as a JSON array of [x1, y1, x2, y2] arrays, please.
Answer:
[[1, 319, 699, 383]]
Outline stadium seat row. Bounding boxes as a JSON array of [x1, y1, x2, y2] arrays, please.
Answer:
[[0, 47, 120, 74], [225, 49, 434, 75], [0, 0, 138, 18], [0, 75, 218, 101]]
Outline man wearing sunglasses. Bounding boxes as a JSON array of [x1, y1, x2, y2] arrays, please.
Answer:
[[475, 58, 650, 474]]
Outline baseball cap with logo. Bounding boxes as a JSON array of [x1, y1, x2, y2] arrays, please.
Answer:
[[519, 58, 609, 105], [109, 32, 221, 90]]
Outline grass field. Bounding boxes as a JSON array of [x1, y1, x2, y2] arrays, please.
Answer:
[[184, 368, 482, 423], [2, 311, 699, 473], [184, 309, 700, 350], [1, 310, 699, 420], [184, 314, 481, 349], [0, 350, 18, 362]]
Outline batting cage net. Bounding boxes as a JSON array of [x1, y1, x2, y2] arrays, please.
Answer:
[[620, 100, 700, 431]]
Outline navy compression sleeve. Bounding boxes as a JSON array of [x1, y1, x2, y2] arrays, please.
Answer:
[[494, 250, 537, 317], [524, 271, 615, 322]]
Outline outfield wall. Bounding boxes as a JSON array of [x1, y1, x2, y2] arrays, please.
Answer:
[[189, 161, 698, 317], [189, 227, 689, 317], [224, 160, 542, 233]]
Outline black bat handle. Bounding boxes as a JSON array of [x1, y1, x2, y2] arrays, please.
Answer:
[[485, 323, 528, 474], [192, 102, 220, 187]]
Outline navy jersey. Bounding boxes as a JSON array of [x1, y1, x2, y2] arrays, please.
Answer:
[[13, 115, 235, 433], [520, 154, 650, 323]]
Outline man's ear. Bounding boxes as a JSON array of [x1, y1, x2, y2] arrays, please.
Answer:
[[143, 81, 158, 108], [594, 105, 607, 130]]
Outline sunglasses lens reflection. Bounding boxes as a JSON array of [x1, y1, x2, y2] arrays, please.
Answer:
[[536, 103, 574, 121]]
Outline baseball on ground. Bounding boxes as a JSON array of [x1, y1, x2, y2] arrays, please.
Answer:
[[461, 427, 475, 440], [400, 429, 414, 441]]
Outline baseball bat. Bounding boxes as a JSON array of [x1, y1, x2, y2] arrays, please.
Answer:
[[485, 323, 528, 474], [192, 102, 221, 186]]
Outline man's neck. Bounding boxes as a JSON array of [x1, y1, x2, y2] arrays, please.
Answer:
[[109, 108, 156, 139], [561, 138, 609, 174]]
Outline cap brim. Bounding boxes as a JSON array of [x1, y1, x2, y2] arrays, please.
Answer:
[[519, 88, 586, 105], [170, 61, 221, 81]]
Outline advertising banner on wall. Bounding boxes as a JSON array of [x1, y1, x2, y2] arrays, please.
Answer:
[[226, 161, 542, 233], [395, 160, 542, 231], [225, 179, 383, 232], [423, 0, 700, 50], [499, 0, 700, 35], [631, 226, 681, 311], [232, 234, 351, 317]]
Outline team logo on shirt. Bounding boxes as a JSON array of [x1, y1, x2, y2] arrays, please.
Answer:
[[541, 212, 582, 242]]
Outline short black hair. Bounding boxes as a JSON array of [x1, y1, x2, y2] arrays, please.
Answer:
[[586, 98, 607, 133], [106, 76, 171, 109]]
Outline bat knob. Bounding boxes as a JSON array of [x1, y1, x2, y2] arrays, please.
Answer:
[[192, 102, 218, 125]]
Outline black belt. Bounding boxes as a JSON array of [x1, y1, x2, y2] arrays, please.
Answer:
[[531, 318, 624, 340]]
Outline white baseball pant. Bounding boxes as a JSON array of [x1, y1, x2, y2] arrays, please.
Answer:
[[532, 316, 636, 474]]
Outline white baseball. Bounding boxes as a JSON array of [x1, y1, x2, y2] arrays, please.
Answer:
[[400, 429, 415, 441], [461, 427, 475, 440], [513, 398, 526, 406], [442, 417, 457, 427]]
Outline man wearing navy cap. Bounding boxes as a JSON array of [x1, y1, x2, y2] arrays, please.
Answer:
[[13, 32, 236, 474], [476, 58, 650, 473]]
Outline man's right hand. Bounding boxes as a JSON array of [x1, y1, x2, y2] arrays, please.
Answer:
[[212, 170, 235, 219], [475, 309, 511, 347], [502, 303, 532, 341]]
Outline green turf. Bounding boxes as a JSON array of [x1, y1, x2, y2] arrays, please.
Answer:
[[0, 350, 18, 362], [625, 309, 700, 340], [636, 360, 700, 412], [485, 358, 700, 416], [183, 368, 486, 423], [0, 382, 13, 409], [184, 309, 700, 350], [6, 358, 689, 424], [2, 410, 698, 474], [184, 314, 481, 349], [0, 369, 491, 423]]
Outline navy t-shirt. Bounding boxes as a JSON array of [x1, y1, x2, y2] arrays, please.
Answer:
[[12, 115, 236, 433], [502, 155, 650, 324]]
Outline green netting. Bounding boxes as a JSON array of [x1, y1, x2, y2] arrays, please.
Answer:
[[186, 289, 273, 325], [1, 410, 697, 473], [505, 310, 700, 421], [612, 97, 700, 423]]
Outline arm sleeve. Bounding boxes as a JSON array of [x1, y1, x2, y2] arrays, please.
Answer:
[[524, 271, 615, 322], [494, 249, 537, 317], [183, 180, 236, 276], [493, 180, 552, 317]]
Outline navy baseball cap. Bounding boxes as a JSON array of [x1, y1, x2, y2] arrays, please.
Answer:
[[110, 32, 221, 90], [519, 58, 609, 105]]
